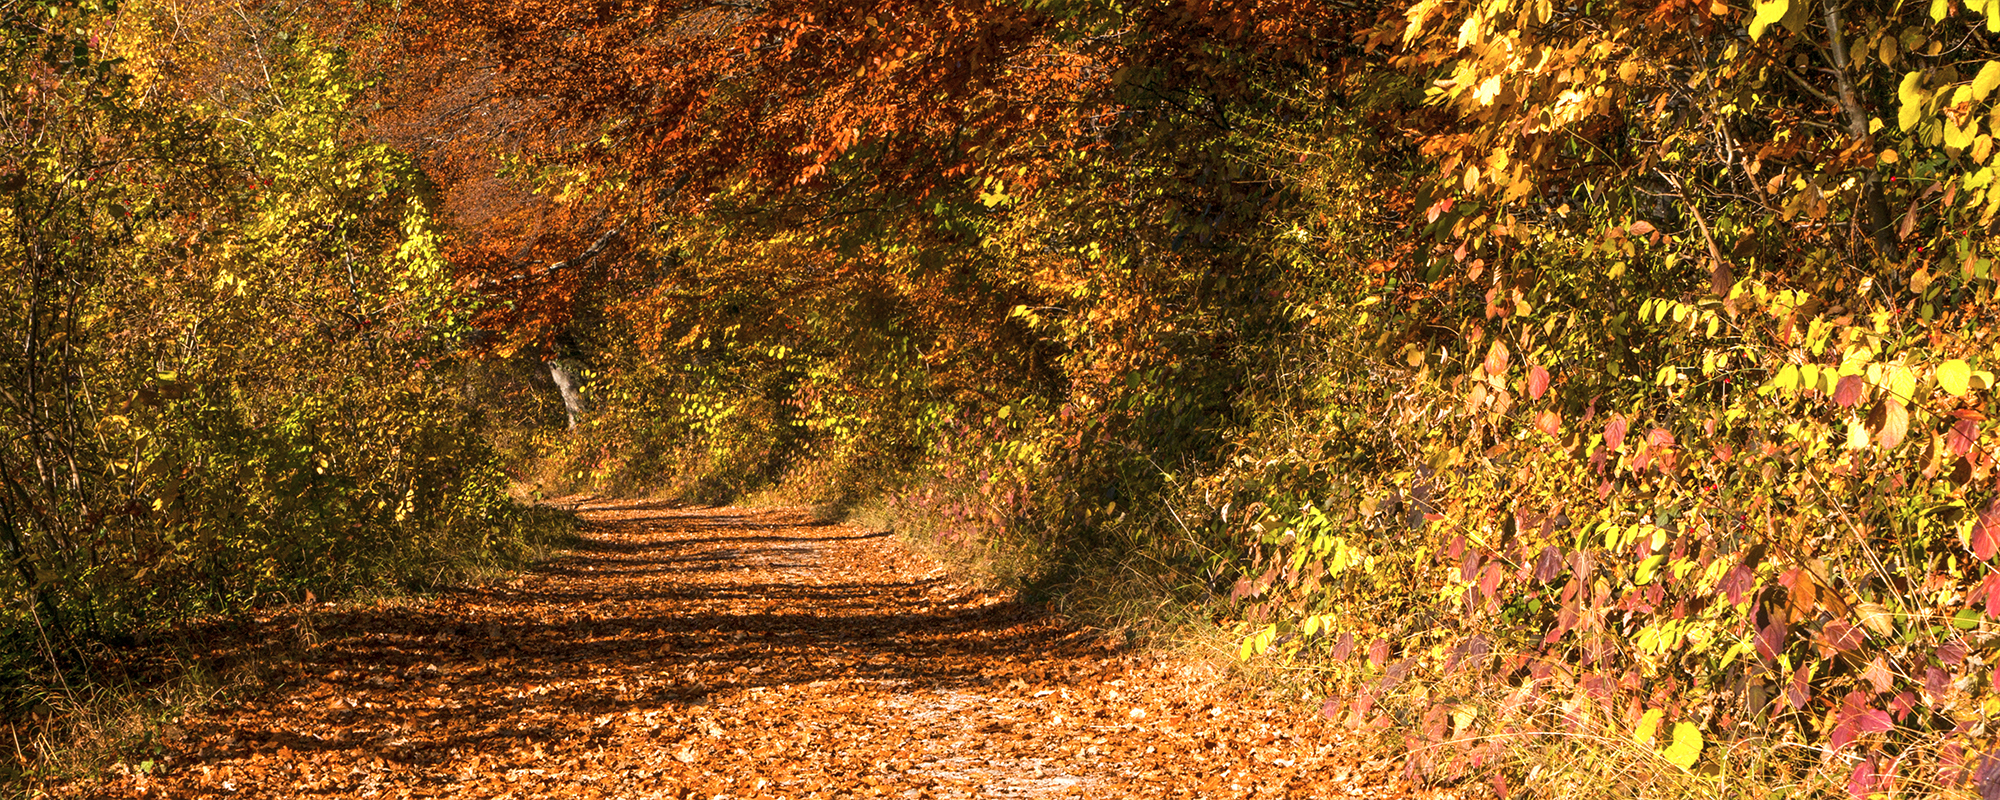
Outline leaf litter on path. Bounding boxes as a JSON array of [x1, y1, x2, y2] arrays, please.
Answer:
[[70, 501, 1439, 799]]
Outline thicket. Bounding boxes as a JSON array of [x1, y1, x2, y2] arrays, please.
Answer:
[[28, 0, 2000, 795], [0, 0, 567, 771]]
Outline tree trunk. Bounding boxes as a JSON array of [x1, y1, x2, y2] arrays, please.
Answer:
[[546, 358, 587, 430]]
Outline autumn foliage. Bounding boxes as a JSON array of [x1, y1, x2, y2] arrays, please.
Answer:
[[344, 0, 2000, 794], [27, 0, 2000, 794]]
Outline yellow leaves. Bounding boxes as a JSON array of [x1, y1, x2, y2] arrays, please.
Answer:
[[1472, 75, 1504, 105], [1404, 0, 1448, 45], [1632, 708, 1665, 745], [1747, 0, 1788, 41], [1973, 61, 2000, 103], [1846, 418, 1870, 450], [1948, 117, 1979, 151], [1854, 602, 1897, 637], [1939, 359, 1973, 397], [1662, 722, 1704, 769], [1237, 624, 1277, 661], [1900, 72, 1929, 132]]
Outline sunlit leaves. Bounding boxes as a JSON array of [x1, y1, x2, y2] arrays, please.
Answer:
[[1662, 722, 1703, 769], [1747, 0, 1788, 41], [1939, 359, 1973, 397], [1482, 340, 1509, 376], [1871, 399, 1911, 450], [1973, 498, 2000, 560], [1604, 415, 1628, 451]]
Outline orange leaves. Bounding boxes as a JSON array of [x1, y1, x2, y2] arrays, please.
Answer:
[[68, 502, 1415, 799], [1868, 398, 1911, 450], [1526, 364, 1550, 399], [1534, 409, 1561, 437], [1482, 340, 1510, 376]]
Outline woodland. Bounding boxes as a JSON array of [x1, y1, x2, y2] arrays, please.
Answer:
[[11, 0, 2000, 796]]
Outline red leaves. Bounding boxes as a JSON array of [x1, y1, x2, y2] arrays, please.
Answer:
[[1847, 756, 1890, 800], [1646, 427, 1674, 448], [1972, 496, 2000, 561], [1532, 545, 1564, 583], [1526, 364, 1550, 399], [1477, 561, 1504, 608], [1833, 374, 1865, 408], [1952, 418, 1981, 457], [1756, 609, 1787, 663], [1819, 619, 1866, 654], [1828, 690, 1894, 751], [1603, 414, 1628, 450], [1718, 564, 1756, 605]]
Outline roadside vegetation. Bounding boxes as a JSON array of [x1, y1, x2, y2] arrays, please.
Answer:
[[15, 0, 2000, 796]]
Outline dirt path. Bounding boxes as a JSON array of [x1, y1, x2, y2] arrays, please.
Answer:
[[77, 501, 1423, 799]]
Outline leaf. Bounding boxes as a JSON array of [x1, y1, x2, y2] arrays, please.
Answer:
[[1646, 427, 1675, 449], [1863, 656, 1895, 693], [1633, 708, 1665, 744], [1901, 71, 1929, 131], [1834, 374, 1865, 408], [1757, 614, 1787, 662], [1718, 564, 1756, 605], [1484, 340, 1510, 376], [1952, 418, 1980, 456], [1533, 545, 1565, 583], [1942, 359, 1974, 397], [1605, 415, 1629, 450], [1848, 757, 1886, 800], [1950, 117, 1978, 151], [1855, 601, 1896, 637], [1872, 399, 1910, 450], [1977, 62, 2000, 103], [1773, 363, 1800, 394], [1973, 496, 2000, 560], [1786, 568, 1818, 618], [1527, 365, 1550, 399], [1662, 722, 1703, 768], [1747, 0, 1788, 40], [1478, 562, 1503, 603], [1535, 410, 1561, 437], [1892, 366, 1919, 403], [1635, 555, 1666, 585]]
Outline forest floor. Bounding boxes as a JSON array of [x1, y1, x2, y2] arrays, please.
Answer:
[[67, 500, 1443, 799]]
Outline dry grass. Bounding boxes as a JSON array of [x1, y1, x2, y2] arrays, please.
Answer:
[[5, 652, 241, 798]]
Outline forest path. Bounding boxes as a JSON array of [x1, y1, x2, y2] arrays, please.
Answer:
[[80, 501, 1421, 799]]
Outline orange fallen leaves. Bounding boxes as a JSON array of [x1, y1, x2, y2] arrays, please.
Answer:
[[65, 501, 1442, 799]]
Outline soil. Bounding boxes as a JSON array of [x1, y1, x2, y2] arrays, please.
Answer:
[[71, 500, 1434, 799]]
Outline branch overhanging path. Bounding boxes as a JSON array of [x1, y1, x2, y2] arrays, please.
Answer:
[[75, 502, 1417, 799]]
